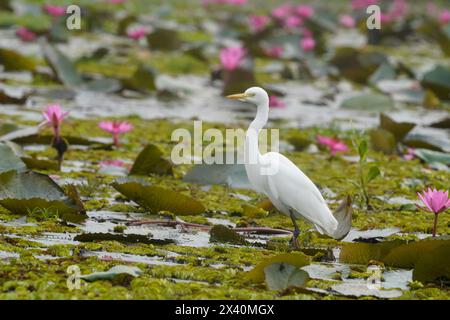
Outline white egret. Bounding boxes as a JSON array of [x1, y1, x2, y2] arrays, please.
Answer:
[[227, 87, 352, 246]]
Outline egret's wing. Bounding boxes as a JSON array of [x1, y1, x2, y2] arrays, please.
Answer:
[[262, 152, 337, 235]]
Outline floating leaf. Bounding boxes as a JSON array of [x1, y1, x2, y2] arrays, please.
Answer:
[[122, 65, 157, 92], [331, 283, 402, 299], [246, 252, 310, 283], [421, 65, 450, 101], [329, 47, 387, 83], [209, 225, 247, 245], [264, 263, 309, 291], [112, 178, 205, 215], [0, 142, 26, 174], [80, 265, 142, 282], [339, 240, 406, 265], [130, 144, 173, 176], [74, 232, 173, 245], [340, 93, 394, 112], [0, 171, 86, 222], [0, 48, 36, 71], [379, 113, 415, 142], [413, 149, 450, 166], [183, 163, 252, 189], [369, 61, 396, 85], [0, 89, 29, 104], [146, 28, 182, 51], [430, 117, 450, 129], [370, 129, 397, 155], [21, 157, 59, 171]]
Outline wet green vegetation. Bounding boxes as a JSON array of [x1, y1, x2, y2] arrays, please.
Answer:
[[0, 0, 449, 300]]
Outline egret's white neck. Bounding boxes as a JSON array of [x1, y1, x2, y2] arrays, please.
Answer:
[[246, 99, 269, 164]]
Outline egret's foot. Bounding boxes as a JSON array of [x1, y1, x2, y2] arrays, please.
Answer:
[[289, 228, 301, 249]]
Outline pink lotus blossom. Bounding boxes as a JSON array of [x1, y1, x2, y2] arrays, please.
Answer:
[[43, 4, 66, 17], [42, 104, 69, 139], [339, 15, 356, 28], [351, 0, 379, 10], [272, 4, 293, 20], [284, 15, 302, 29], [249, 15, 270, 33], [220, 46, 246, 71], [127, 27, 148, 40], [99, 121, 133, 147], [417, 188, 450, 237], [295, 5, 314, 19], [300, 37, 316, 52], [317, 135, 349, 156], [403, 148, 415, 161], [264, 46, 283, 58], [269, 95, 285, 108], [16, 27, 36, 42], [99, 160, 127, 167], [439, 10, 450, 25]]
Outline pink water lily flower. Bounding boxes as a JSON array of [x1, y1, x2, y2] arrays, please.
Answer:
[[127, 27, 148, 40], [16, 27, 36, 42], [43, 4, 66, 17], [272, 4, 293, 20], [403, 148, 415, 161], [264, 46, 283, 58], [317, 135, 349, 156], [269, 95, 285, 108], [284, 15, 302, 29], [99, 160, 127, 167], [42, 104, 69, 139], [417, 188, 450, 237], [220, 46, 246, 71], [439, 10, 450, 25], [339, 15, 356, 28], [249, 15, 270, 33], [300, 37, 316, 52], [351, 0, 379, 10], [295, 5, 314, 19], [99, 121, 133, 147]]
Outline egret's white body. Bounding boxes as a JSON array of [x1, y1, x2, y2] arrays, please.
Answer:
[[227, 87, 351, 241]]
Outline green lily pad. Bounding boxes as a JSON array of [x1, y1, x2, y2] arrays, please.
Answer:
[[421, 65, 450, 101], [379, 113, 415, 142], [80, 265, 142, 282], [74, 232, 173, 245], [112, 177, 205, 215], [209, 225, 247, 245], [0, 89, 29, 104], [340, 93, 394, 112], [122, 65, 157, 92], [183, 163, 252, 189], [264, 262, 310, 291], [370, 128, 397, 155], [42, 42, 121, 93], [329, 47, 387, 83], [0, 142, 26, 174], [413, 149, 450, 166], [246, 252, 310, 283], [146, 28, 182, 51], [340, 238, 450, 283], [369, 61, 397, 85], [0, 171, 86, 222], [0, 48, 36, 71], [21, 157, 60, 171], [129, 144, 173, 176]]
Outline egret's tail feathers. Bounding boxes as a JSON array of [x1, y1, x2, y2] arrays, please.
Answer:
[[330, 195, 353, 240]]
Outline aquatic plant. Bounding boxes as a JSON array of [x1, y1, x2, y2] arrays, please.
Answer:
[[219, 46, 246, 71], [127, 26, 148, 41], [317, 135, 348, 156], [98, 120, 133, 147], [268, 95, 285, 108], [16, 27, 36, 42], [339, 15, 356, 28], [300, 37, 316, 52], [248, 15, 270, 33], [417, 188, 450, 237], [43, 4, 66, 17], [42, 104, 69, 167]]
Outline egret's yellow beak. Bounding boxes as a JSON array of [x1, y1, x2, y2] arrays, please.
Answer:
[[226, 92, 251, 100]]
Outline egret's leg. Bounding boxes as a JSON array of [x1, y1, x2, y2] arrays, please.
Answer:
[[289, 209, 300, 249]]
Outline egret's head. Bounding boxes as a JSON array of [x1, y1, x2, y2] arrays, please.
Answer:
[[226, 87, 269, 106]]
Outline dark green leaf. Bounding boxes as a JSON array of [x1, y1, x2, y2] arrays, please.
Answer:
[[209, 225, 247, 245], [370, 129, 397, 155], [129, 144, 173, 176], [264, 263, 309, 290]]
